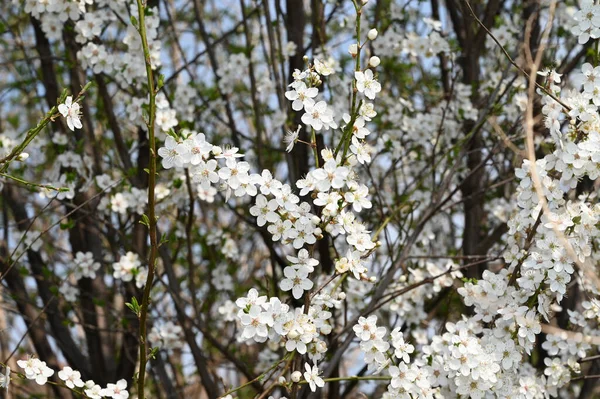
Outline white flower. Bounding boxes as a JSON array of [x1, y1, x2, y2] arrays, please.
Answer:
[[303, 363, 325, 392], [359, 102, 377, 120], [355, 69, 381, 99], [249, 194, 279, 227], [314, 58, 335, 76], [58, 96, 83, 131], [342, 115, 370, 139], [135, 266, 148, 289], [350, 136, 372, 164], [58, 366, 84, 389], [149, 321, 184, 350], [287, 249, 319, 272], [280, 266, 314, 299], [284, 125, 301, 152], [347, 230, 375, 252], [184, 133, 212, 165], [239, 306, 270, 341], [59, 283, 78, 302], [516, 309, 542, 353], [0, 366, 9, 390], [218, 158, 251, 190], [285, 82, 318, 111], [391, 328, 415, 363], [113, 252, 142, 282], [301, 101, 336, 131], [235, 288, 267, 311], [353, 315, 378, 341], [111, 193, 129, 214], [101, 379, 129, 399], [85, 380, 103, 399], [73, 251, 101, 280], [312, 160, 349, 191], [17, 357, 54, 385], [191, 159, 219, 187], [158, 136, 190, 169]]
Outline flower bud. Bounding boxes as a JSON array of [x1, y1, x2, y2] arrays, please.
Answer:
[[348, 43, 358, 57], [288, 330, 299, 339], [16, 152, 29, 161], [367, 28, 378, 40], [291, 371, 302, 383], [361, 0, 369, 5], [369, 56, 380, 67], [278, 376, 287, 384]]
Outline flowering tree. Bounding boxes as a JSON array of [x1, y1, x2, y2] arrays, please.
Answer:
[[2, 0, 600, 398]]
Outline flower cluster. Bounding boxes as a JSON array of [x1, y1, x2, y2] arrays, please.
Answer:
[[113, 252, 147, 289], [149, 322, 184, 350], [17, 359, 130, 399], [9, 0, 600, 398], [572, 0, 600, 44], [17, 358, 54, 386]]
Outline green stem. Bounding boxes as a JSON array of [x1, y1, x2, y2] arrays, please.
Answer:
[[134, 2, 159, 398], [0, 82, 91, 174], [0, 172, 65, 191], [218, 354, 290, 398], [331, 272, 348, 292], [311, 127, 319, 168], [0, 107, 57, 174], [334, 2, 362, 160]]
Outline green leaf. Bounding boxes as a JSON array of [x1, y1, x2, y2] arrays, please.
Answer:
[[149, 347, 159, 360], [125, 296, 141, 316], [166, 129, 178, 139], [139, 214, 150, 227], [60, 219, 75, 230], [157, 74, 165, 91], [159, 234, 169, 247]]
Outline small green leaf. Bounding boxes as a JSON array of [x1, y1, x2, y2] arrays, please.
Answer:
[[60, 219, 75, 230], [166, 129, 178, 139], [139, 214, 150, 227], [149, 347, 159, 360], [157, 74, 165, 91], [159, 234, 169, 247], [125, 296, 141, 316]]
